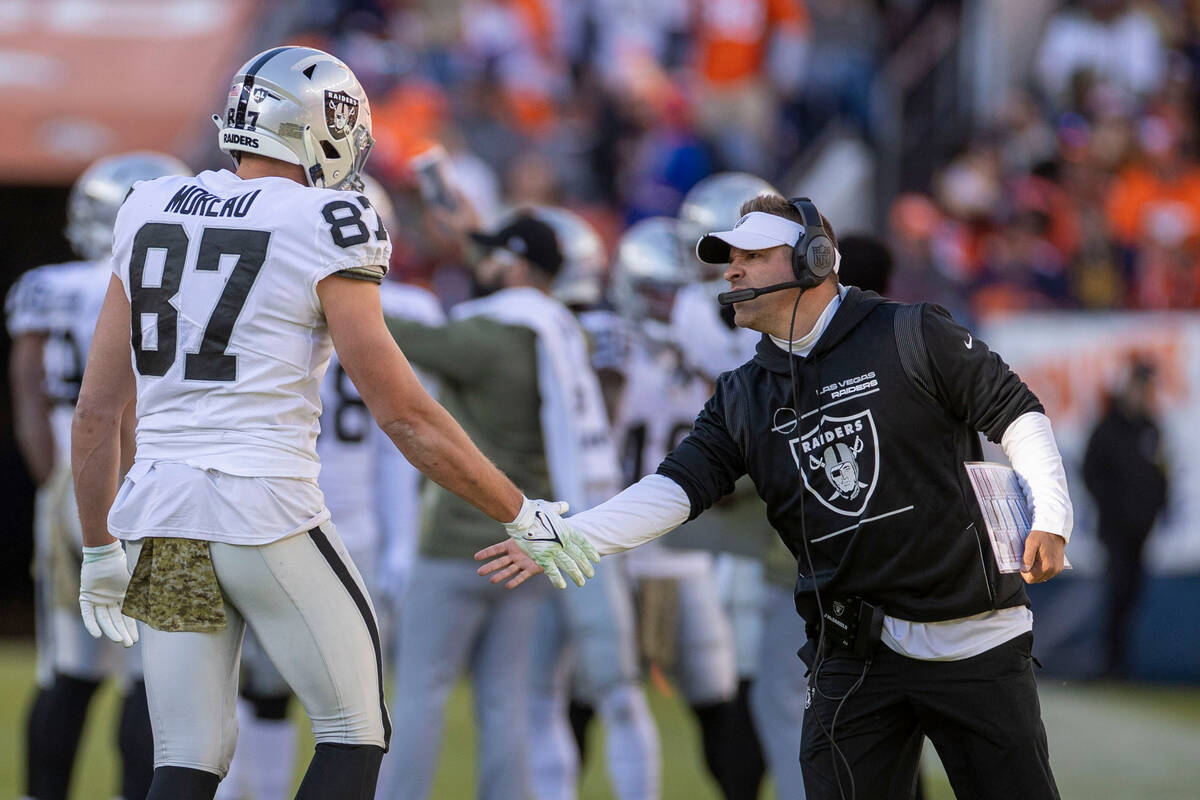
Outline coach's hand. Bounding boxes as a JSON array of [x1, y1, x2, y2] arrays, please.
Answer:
[[486, 497, 600, 589], [79, 541, 138, 647], [1021, 530, 1067, 584]]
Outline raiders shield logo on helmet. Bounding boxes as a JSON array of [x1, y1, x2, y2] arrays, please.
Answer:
[[324, 90, 359, 140], [789, 409, 879, 516]]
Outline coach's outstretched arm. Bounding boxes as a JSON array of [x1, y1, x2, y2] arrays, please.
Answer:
[[320, 274, 598, 588], [476, 473, 691, 588]]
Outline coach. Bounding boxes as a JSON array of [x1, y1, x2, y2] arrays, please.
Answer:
[[479, 194, 1072, 799]]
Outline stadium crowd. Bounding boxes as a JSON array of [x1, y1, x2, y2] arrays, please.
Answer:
[[255, 0, 1200, 319]]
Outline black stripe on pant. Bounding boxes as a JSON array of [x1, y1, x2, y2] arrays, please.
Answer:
[[307, 527, 392, 750]]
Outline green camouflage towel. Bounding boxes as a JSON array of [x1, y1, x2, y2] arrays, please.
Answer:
[[122, 537, 226, 632]]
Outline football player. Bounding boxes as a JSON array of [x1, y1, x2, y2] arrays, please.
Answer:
[[71, 46, 593, 800], [526, 207, 662, 800], [674, 173, 806, 798], [7, 151, 190, 800], [606, 216, 751, 797], [379, 206, 616, 800]]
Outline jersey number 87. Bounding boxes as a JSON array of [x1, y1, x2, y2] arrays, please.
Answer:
[[128, 223, 269, 381]]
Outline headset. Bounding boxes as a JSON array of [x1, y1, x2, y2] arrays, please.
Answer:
[[788, 197, 837, 288], [716, 197, 838, 306]]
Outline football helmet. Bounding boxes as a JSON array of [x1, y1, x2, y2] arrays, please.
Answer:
[[213, 46, 374, 191], [527, 207, 608, 308], [66, 151, 192, 261], [679, 172, 779, 278], [610, 216, 696, 328]]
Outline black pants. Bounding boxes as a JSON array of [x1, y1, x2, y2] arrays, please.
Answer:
[[800, 633, 1059, 800]]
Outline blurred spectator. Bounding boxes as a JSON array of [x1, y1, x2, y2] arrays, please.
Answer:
[[797, 0, 882, 140], [1105, 110, 1200, 307], [689, 0, 811, 174], [886, 192, 972, 320], [1035, 0, 1168, 111], [1082, 358, 1169, 679]]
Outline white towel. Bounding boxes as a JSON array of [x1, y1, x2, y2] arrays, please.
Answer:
[[452, 287, 621, 509]]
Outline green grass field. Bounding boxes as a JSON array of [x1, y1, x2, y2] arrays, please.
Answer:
[[3, 639, 1199, 799]]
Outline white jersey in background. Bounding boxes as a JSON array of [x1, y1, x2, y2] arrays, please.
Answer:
[[669, 280, 758, 382], [615, 333, 713, 580], [107, 169, 390, 545], [6, 260, 111, 464]]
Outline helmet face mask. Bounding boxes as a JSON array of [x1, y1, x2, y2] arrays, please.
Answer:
[[611, 216, 696, 332], [214, 46, 374, 191], [66, 151, 193, 260]]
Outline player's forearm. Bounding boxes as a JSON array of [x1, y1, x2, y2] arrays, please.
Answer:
[[569, 474, 691, 556], [380, 397, 523, 523], [10, 336, 56, 484], [1001, 411, 1073, 541], [71, 402, 123, 547], [12, 391, 55, 485]]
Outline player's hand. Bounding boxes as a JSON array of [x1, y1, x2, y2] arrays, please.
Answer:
[[79, 541, 138, 647], [475, 539, 542, 589], [493, 497, 600, 589], [1021, 530, 1066, 584]]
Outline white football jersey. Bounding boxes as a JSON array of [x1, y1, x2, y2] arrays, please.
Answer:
[[577, 307, 632, 375], [5, 260, 110, 464], [614, 334, 711, 487], [316, 280, 443, 567], [669, 280, 759, 382], [112, 169, 390, 479]]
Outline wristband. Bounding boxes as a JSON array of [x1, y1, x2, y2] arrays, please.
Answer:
[[82, 541, 123, 563]]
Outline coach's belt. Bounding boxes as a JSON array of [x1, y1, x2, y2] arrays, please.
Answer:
[[122, 537, 227, 633]]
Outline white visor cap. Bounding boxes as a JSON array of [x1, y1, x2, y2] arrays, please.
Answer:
[[696, 211, 805, 265]]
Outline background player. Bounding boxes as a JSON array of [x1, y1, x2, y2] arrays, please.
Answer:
[[526, 206, 662, 800], [8, 151, 190, 800]]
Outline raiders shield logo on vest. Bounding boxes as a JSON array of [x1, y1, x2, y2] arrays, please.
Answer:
[[789, 409, 879, 516]]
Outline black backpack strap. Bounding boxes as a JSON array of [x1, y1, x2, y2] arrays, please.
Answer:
[[893, 302, 939, 404]]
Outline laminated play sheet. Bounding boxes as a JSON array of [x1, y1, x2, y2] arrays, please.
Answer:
[[965, 462, 1071, 573]]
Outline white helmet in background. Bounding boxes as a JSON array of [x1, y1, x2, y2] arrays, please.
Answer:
[[528, 206, 607, 308], [610, 216, 696, 332], [214, 46, 374, 191], [66, 151, 192, 260], [679, 172, 779, 278], [358, 173, 396, 231]]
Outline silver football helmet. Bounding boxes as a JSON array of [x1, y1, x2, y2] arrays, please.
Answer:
[[610, 216, 696, 328], [213, 46, 374, 191], [528, 207, 607, 308], [679, 172, 779, 277], [66, 151, 192, 261]]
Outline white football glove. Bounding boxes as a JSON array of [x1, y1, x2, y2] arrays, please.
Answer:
[[79, 541, 138, 647], [504, 497, 601, 589]]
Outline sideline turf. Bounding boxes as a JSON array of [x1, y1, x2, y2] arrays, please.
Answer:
[[5, 640, 1199, 799]]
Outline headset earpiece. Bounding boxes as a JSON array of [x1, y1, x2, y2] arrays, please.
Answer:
[[788, 197, 835, 288]]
